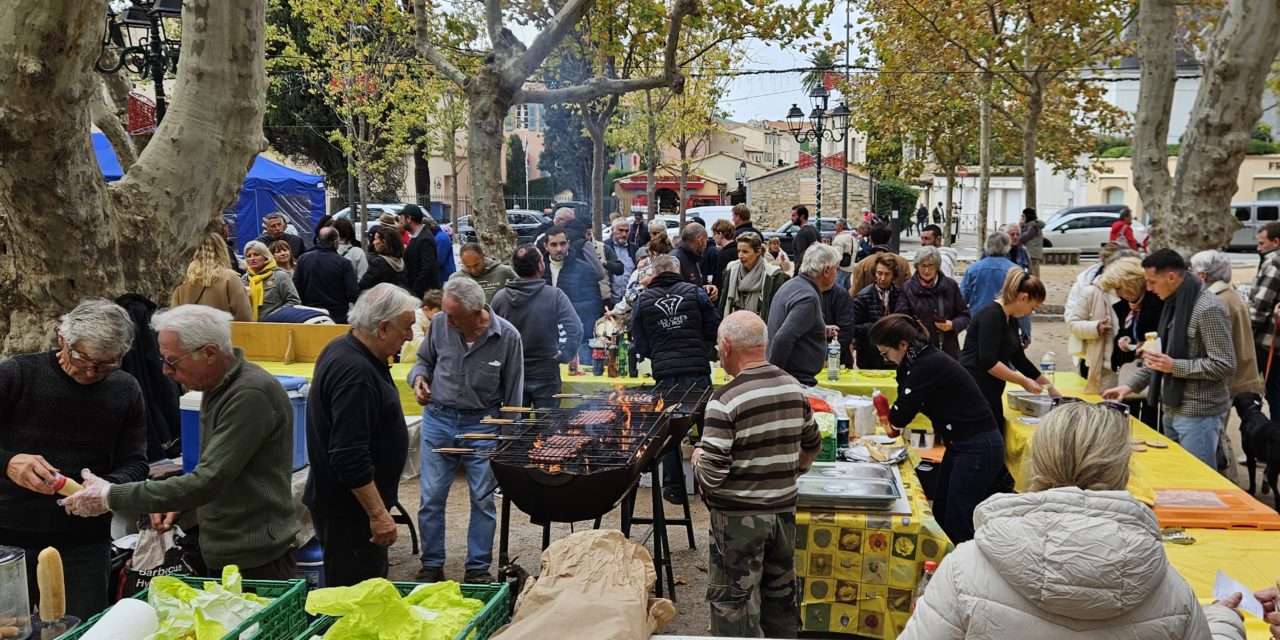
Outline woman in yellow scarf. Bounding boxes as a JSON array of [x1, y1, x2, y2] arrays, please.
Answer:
[[241, 241, 301, 321]]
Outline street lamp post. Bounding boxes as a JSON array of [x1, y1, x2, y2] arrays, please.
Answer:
[[735, 159, 748, 204], [785, 87, 850, 220], [95, 0, 183, 125]]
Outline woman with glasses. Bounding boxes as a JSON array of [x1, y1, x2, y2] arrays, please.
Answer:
[[961, 267, 1060, 428], [902, 402, 1245, 639], [240, 240, 300, 321], [1098, 257, 1164, 425], [870, 314, 1003, 543], [170, 232, 252, 322], [900, 246, 970, 358], [0, 300, 149, 620]]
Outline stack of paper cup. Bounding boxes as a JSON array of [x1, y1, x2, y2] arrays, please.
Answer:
[[846, 398, 876, 437]]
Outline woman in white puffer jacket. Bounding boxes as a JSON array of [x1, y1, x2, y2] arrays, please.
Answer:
[[902, 402, 1245, 640]]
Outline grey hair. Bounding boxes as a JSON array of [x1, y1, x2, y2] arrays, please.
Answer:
[[799, 243, 840, 277], [349, 283, 420, 334], [1107, 249, 1141, 265], [1026, 403, 1131, 492], [914, 245, 941, 267], [59, 299, 135, 357], [443, 278, 486, 313], [983, 231, 1011, 257], [1190, 250, 1232, 285], [151, 305, 233, 355], [647, 219, 667, 234], [263, 212, 284, 223], [611, 218, 630, 230], [650, 254, 680, 274], [243, 240, 271, 259], [553, 207, 576, 222], [719, 310, 767, 349], [681, 222, 707, 243]]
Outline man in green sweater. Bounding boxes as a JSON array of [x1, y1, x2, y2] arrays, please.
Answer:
[[62, 305, 299, 578], [450, 242, 516, 303]]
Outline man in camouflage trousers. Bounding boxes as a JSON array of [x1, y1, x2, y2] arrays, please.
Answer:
[[692, 311, 821, 637]]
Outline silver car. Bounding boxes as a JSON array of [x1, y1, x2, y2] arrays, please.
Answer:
[[1042, 206, 1146, 254]]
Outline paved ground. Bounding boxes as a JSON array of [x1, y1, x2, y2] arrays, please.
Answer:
[[387, 232, 1266, 638]]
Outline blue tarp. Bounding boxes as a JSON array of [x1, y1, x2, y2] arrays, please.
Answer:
[[92, 132, 326, 251]]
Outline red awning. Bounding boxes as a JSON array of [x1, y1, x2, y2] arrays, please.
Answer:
[[618, 178, 705, 190]]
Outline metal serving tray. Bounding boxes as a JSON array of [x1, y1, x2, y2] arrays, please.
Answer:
[[797, 463, 902, 510]]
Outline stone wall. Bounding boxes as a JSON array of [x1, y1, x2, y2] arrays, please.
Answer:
[[747, 166, 871, 229]]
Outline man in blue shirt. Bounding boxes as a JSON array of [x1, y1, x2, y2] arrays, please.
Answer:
[[961, 231, 1032, 343]]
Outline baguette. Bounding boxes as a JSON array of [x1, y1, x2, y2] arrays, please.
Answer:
[[0, 626, 19, 638], [37, 546, 65, 620]]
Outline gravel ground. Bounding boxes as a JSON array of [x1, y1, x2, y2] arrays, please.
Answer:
[[382, 254, 1264, 638]]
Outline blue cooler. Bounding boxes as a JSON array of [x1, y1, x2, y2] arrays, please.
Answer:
[[296, 538, 325, 589], [178, 375, 310, 473]]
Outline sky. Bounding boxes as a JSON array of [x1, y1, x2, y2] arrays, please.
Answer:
[[719, 3, 857, 123]]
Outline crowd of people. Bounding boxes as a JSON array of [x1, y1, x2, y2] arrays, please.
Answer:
[[11, 202, 1280, 638]]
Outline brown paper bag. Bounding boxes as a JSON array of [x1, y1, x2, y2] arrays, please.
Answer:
[[492, 530, 675, 640]]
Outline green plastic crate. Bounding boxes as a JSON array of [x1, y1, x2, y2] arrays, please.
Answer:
[[61, 576, 307, 640], [295, 582, 510, 640]]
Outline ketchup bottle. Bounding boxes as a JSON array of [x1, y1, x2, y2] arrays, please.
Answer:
[[872, 390, 899, 438]]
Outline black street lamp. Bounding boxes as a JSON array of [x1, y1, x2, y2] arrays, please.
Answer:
[[735, 159, 748, 203], [785, 86, 850, 219], [95, 0, 183, 125]]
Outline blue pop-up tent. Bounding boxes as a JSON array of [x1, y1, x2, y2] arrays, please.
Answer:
[[93, 132, 326, 251]]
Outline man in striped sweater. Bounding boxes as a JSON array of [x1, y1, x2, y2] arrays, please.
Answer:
[[692, 311, 820, 638]]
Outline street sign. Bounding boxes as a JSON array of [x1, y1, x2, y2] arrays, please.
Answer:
[[955, 166, 969, 178]]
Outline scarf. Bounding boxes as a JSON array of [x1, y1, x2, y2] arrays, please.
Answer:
[[246, 259, 278, 321], [726, 258, 770, 313], [1153, 274, 1203, 409]]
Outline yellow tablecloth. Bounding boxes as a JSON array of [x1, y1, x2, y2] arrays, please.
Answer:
[[796, 459, 953, 638], [255, 361, 421, 417], [1006, 373, 1280, 639]]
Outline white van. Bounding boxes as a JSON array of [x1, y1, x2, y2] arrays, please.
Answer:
[[1228, 201, 1280, 250], [684, 205, 735, 230]]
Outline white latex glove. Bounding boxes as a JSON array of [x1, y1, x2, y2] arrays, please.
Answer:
[[58, 469, 113, 517]]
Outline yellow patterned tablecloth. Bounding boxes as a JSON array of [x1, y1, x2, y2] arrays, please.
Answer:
[[795, 459, 952, 638]]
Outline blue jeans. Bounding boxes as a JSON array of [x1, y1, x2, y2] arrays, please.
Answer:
[[933, 429, 1004, 544], [523, 376, 562, 409], [419, 402, 500, 572], [835, 269, 851, 290], [1162, 409, 1226, 468]]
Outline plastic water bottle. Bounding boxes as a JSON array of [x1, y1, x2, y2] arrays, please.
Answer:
[[1040, 352, 1056, 388], [912, 561, 938, 612], [827, 337, 841, 381]]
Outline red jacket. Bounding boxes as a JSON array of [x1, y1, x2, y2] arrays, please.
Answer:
[[1110, 220, 1140, 251]]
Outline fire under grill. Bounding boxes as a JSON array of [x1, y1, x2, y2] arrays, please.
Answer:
[[437, 386, 711, 523]]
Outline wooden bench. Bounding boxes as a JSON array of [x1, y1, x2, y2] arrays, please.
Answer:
[[1042, 248, 1081, 265]]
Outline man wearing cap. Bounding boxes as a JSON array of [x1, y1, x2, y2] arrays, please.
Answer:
[[400, 204, 441, 297]]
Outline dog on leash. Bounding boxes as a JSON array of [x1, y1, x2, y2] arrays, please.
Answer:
[[1234, 392, 1280, 509]]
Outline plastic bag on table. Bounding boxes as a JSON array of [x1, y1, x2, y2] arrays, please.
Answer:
[[115, 519, 196, 600]]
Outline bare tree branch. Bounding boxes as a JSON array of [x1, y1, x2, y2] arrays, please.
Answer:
[[92, 77, 138, 172], [507, 0, 597, 85], [519, 74, 675, 104], [484, 0, 502, 49], [414, 0, 467, 88]]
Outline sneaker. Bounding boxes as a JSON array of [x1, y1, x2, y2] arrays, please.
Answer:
[[494, 486, 504, 499], [416, 565, 445, 583], [463, 569, 494, 584], [1238, 454, 1249, 465], [662, 485, 687, 505]]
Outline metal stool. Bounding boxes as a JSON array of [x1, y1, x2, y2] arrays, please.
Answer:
[[390, 501, 419, 555]]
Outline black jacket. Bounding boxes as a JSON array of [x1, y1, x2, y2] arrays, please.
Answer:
[[631, 271, 720, 380], [1111, 291, 1165, 370], [304, 333, 407, 516], [821, 284, 857, 369], [404, 232, 440, 297], [793, 223, 820, 265], [293, 246, 359, 323], [255, 232, 306, 261], [734, 222, 761, 239], [889, 345, 998, 444], [851, 283, 909, 369], [359, 255, 408, 291], [115, 293, 181, 461], [671, 243, 705, 286]]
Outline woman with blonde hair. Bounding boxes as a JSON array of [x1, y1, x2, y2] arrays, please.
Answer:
[[762, 236, 793, 276], [1098, 257, 1164, 424], [170, 232, 252, 321], [719, 232, 787, 321], [240, 240, 301, 321], [903, 402, 1245, 639]]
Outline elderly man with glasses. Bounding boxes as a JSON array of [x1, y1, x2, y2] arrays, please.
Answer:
[[0, 299, 149, 620], [62, 304, 300, 581]]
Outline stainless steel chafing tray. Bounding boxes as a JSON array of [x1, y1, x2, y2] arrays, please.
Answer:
[[798, 462, 902, 510]]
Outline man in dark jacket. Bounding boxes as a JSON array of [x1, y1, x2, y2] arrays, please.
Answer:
[[255, 212, 306, 259], [492, 245, 584, 408], [304, 284, 419, 585], [821, 283, 857, 369], [632, 254, 721, 503], [732, 203, 760, 239], [791, 205, 819, 267], [852, 254, 910, 369], [293, 227, 359, 323], [541, 224, 607, 363], [767, 244, 840, 386], [671, 223, 720, 304], [605, 218, 639, 305], [400, 204, 441, 297]]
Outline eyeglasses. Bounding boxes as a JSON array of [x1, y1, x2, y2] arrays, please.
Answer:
[[67, 347, 122, 373], [1050, 396, 1131, 416], [159, 347, 203, 369]]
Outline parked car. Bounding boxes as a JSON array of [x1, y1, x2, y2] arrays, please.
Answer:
[[762, 217, 841, 258], [1228, 201, 1280, 250], [684, 205, 735, 229], [1042, 205, 1146, 254], [333, 203, 407, 242], [456, 209, 552, 244]]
